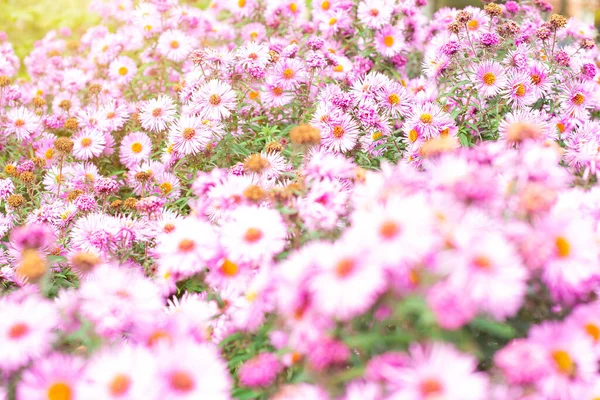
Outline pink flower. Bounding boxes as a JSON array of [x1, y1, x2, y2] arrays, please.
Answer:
[[155, 341, 232, 399], [169, 115, 212, 156], [191, 79, 236, 121], [473, 60, 507, 98], [386, 343, 489, 400], [3, 106, 42, 141], [119, 131, 152, 168], [320, 113, 360, 153], [375, 25, 404, 58], [157, 30, 196, 62], [357, 0, 393, 29], [108, 56, 137, 84], [18, 353, 86, 400], [72, 128, 106, 160], [239, 352, 282, 388], [139, 96, 177, 133]]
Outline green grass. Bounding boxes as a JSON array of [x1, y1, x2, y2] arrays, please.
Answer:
[[0, 0, 99, 76]]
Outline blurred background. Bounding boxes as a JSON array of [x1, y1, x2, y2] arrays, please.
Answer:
[[0, 0, 599, 70]]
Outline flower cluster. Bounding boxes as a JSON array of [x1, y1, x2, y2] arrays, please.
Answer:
[[0, 0, 599, 398]]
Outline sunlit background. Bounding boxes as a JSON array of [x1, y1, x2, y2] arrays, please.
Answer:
[[1, 0, 599, 76]]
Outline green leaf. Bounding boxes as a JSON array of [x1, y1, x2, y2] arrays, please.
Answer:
[[469, 317, 517, 339]]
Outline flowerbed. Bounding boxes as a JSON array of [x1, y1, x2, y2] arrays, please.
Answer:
[[0, 0, 599, 399]]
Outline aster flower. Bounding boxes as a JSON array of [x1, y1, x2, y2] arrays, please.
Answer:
[[357, 0, 393, 29], [236, 42, 270, 69], [157, 29, 196, 62], [560, 80, 596, 119], [405, 102, 451, 139], [239, 352, 282, 388], [375, 25, 404, 58], [504, 71, 536, 108], [377, 82, 411, 117], [321, 113, 360, 153], [72, 128, 106, 160], [139, 95, 177, 133], [3, 106, 42, 141], [18, 354, 85, 400], [271, 58, 307, 90], [108, 55, 137, 84], [169, 115, 212, 156], [473, 60, 507, 98], [119, 131, 152, 168], [191, 79, 236, 121], [220, 205, 287, 264]]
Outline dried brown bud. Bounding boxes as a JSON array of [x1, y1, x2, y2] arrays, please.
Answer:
[[110, 199, 123, 209], [134, 171, 152, 183], [448, 21, 462, 34], [265, 141, 283, 153], [19, 172, 35, 184], [289, 124, 321, 145], [67, 189, 84, 202], [88, 84, 102, 95], [244, 154, 270, 173], [0, 76, 10, 87], [456, 10, 473, 24], [549, 14, 567, 30], [268, 50, 280, 63], [7, 194, 25, 208], [16, 249, 47, 283], [54, 137, 74, 154], [32, 96, 46, 108], [243, 185, 266, 202], [64, 117, 79, 131], [59, 99, 72, 111], [124, 198, 138, 209], [484, 3, 502, 17], [70, 251, 102, 277]]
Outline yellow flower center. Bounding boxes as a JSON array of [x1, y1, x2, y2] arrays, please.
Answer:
[[586, 323, 600, 342], [289, 2, 298, 13], [209, 94, 221, 105], [109, 374, 131, 397], [81, 138, 92, 147], [531, 74, 541, 85], [238, 0, 246, 7], [514, 84, 526, 97], [283, 68, 295, 79], [572, 93, 585, 105], [482, 72, 496, 85], [131, 142, 143, 153], [14, 119, 25, 128], [383, 35, 395, 47], [467, 19, 479, 30], [551, 350, 575, 376], [118, 66, 128, 76], [332, 126, 345, 138], [420, 113, 433, 124], [183, 128, 195, 140], [220, 259, 239, 276], [332, 65, 344, 72], [388, 93, 400, 105], [555, 236, 570, 258], [48, 382, 72, 400], [329, 17, 337, 26], [408, 129, 419, 142], [44, 148, 54, 160], [372, 131, 383, 140], [170, 41, 180, 49], [321, 0, 330, 10], [160, 182, 173, 194]]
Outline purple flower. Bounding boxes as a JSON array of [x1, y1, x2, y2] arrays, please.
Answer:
[[554, 50, 570, 67], [441, 41, 460, 56], [74, 194, 97, 212], [306, 36, 324, 50], [238, 353, 282, 388], [94, 177, 119, 195], [480, 33, 499, 47], [581, 63, 596, 80]]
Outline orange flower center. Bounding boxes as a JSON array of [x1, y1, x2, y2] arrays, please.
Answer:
[[514, 83, 526, 97], [220, 259, 239, 276], [467, 19, 479, 30], [482, 72, 496, 85], [552, 350, 575, 376], [48, 382, 72, 400], [170, 371, 195, 392], [178, 239, 195, 252], [109, 374, 131, 397], [572, 93, 585, 105], [408, 129, 419, 142], [244, 228, 263, 243], [332, 125, 345, 138], [321, 1, 330, 10], [170, 41, 180, 49], [183, 127, 195, 140], [420, 379, 443, 396], [81, 138, 92, 147], [14, 119, 25, 127], [388, 93, 400, 105], [8, 323, 29, 339], [335, 258, 355, 278], [379, 221, 400, 239], [586, 323, 600, 342], [383, 35, 395, 47], [209, 94, 221, 106], [131, 142, 143, 153], [555, 236, 570, 258], [472, 255, 492, 270], [283, 68, 295, 79], [531, 74, 541, 85]]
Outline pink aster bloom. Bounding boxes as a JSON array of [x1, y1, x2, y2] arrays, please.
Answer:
[[261, 81, 294, 107], [0, 295, 59, 371], [108, 55, 137, 84], [236, 42, 270, 69], [157, 29, 196, 62], [18, 353, 85, 400], [78, 264, 163, 338], [386, 343, 489, 400], [528, 61, 552, 97], [310, 237, 386, 320], [169, 115, 212, 156], [375, 25, 404, 58], [377, 81, 411, 117], [504, 71, 536, 108], [357, 0, 393, 29], [560, 80, 596, 120], [72, 128, 106, 160], [529, 322, 597, 399], [473, 60, 507, 98], [321, 113, 360, 153], [155, 217, 221, 279], [3, 106, 42, 141], [192, 79, 236, 121], [155, 341, 232, 399], [139, 95, 177, 133], [405, 102, 451, 139], [80, 345, 157, 400], [220, 205, 287, 264], [271, 58, 307, 90], [239, 352, 282, 388], [494, 339, 549, 385], [119, 131, 152, 168]]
